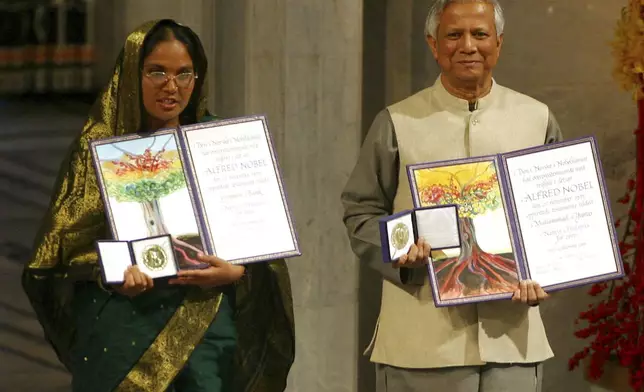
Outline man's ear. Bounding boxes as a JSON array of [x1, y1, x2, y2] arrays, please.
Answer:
[[426, 35, 439, 60]]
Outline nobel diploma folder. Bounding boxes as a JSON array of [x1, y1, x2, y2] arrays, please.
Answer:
[[90, 115, 301, 285], [407, 136, 625, 307]]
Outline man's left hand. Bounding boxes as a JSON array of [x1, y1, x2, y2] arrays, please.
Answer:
[[169, 253, 245, 288], [512, 280, 549, 306]]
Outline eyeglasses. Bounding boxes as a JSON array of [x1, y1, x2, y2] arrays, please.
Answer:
[[145, 71, 197, 88]]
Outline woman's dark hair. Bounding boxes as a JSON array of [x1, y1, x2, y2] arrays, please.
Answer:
[[139, 20, 207, 125]]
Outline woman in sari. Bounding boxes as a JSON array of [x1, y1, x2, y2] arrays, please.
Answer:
[[21, 19, 295, 392]]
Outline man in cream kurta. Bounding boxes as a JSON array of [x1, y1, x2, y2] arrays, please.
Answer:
[[341, 1, 562, 391]]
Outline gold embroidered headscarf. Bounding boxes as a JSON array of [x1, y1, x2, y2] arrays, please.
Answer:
[[22, 19, 295, 391]]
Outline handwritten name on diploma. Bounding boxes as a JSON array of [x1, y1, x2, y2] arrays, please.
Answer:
[[522, 181, 593, 202]]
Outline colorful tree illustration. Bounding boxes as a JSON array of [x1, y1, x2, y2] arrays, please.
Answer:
[[415, 161, 519, 299], [100, 136, 202, 265]]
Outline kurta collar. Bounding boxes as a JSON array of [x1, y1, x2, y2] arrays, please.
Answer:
[[431, 75, 499, 113]]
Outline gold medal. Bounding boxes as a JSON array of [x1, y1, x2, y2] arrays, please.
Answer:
[[142, 244, 168, 271], [390, 222, 410, 250]]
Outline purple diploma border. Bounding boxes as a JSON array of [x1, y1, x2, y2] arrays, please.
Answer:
[[179, 115, 302, 265], [499, 135, 625, 292], [406, 136, 625, 307], [89, 114, 302, 268]]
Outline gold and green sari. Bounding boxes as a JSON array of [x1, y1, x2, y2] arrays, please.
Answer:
[[21, 20, 295, 392]]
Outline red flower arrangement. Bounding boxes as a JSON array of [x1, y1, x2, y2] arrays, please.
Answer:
[[568, 2, 644, 389], [568, 169, 642, 388]]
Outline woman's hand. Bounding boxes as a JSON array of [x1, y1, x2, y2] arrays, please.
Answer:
[[169, 253, 245, 288], [112, 265, 154, 297]]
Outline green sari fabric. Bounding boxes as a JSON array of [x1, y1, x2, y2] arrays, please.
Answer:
[[21, 19, 295, 391], [70, 283, 236, 392]]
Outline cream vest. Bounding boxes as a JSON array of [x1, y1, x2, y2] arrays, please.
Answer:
[[368, 78, 554, 368]]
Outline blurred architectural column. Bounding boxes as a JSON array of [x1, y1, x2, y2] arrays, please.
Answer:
[[213, 1, 364, 390]]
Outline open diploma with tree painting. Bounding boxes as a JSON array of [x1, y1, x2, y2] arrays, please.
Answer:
[[90, 115, 301, 285], [407, 136, 625, 307]]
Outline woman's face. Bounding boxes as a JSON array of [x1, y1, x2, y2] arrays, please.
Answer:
[[141, 38, 196, 130]]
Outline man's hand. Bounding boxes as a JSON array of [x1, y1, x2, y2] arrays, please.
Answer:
[[512, 280, 549, 306], [393, 237, 431, 268], [112, 265, 153, 297], [169, 253, 245, 288]]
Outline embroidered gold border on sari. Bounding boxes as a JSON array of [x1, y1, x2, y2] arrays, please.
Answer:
[[23, 18, 295, 391], [116, 290, 223, 391]]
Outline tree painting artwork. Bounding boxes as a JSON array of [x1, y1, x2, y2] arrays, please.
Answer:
[[95, 134, 204, 268], [414, 160, 519, 300]]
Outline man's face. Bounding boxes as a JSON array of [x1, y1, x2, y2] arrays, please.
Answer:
[[427, 1, 502, 86]]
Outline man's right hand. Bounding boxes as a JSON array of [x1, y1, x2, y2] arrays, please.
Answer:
[[393, 237, 431, 268], [112, 265, 153, 297]]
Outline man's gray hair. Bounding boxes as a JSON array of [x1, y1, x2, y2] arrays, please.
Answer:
[[424, 0, 505, 38]]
